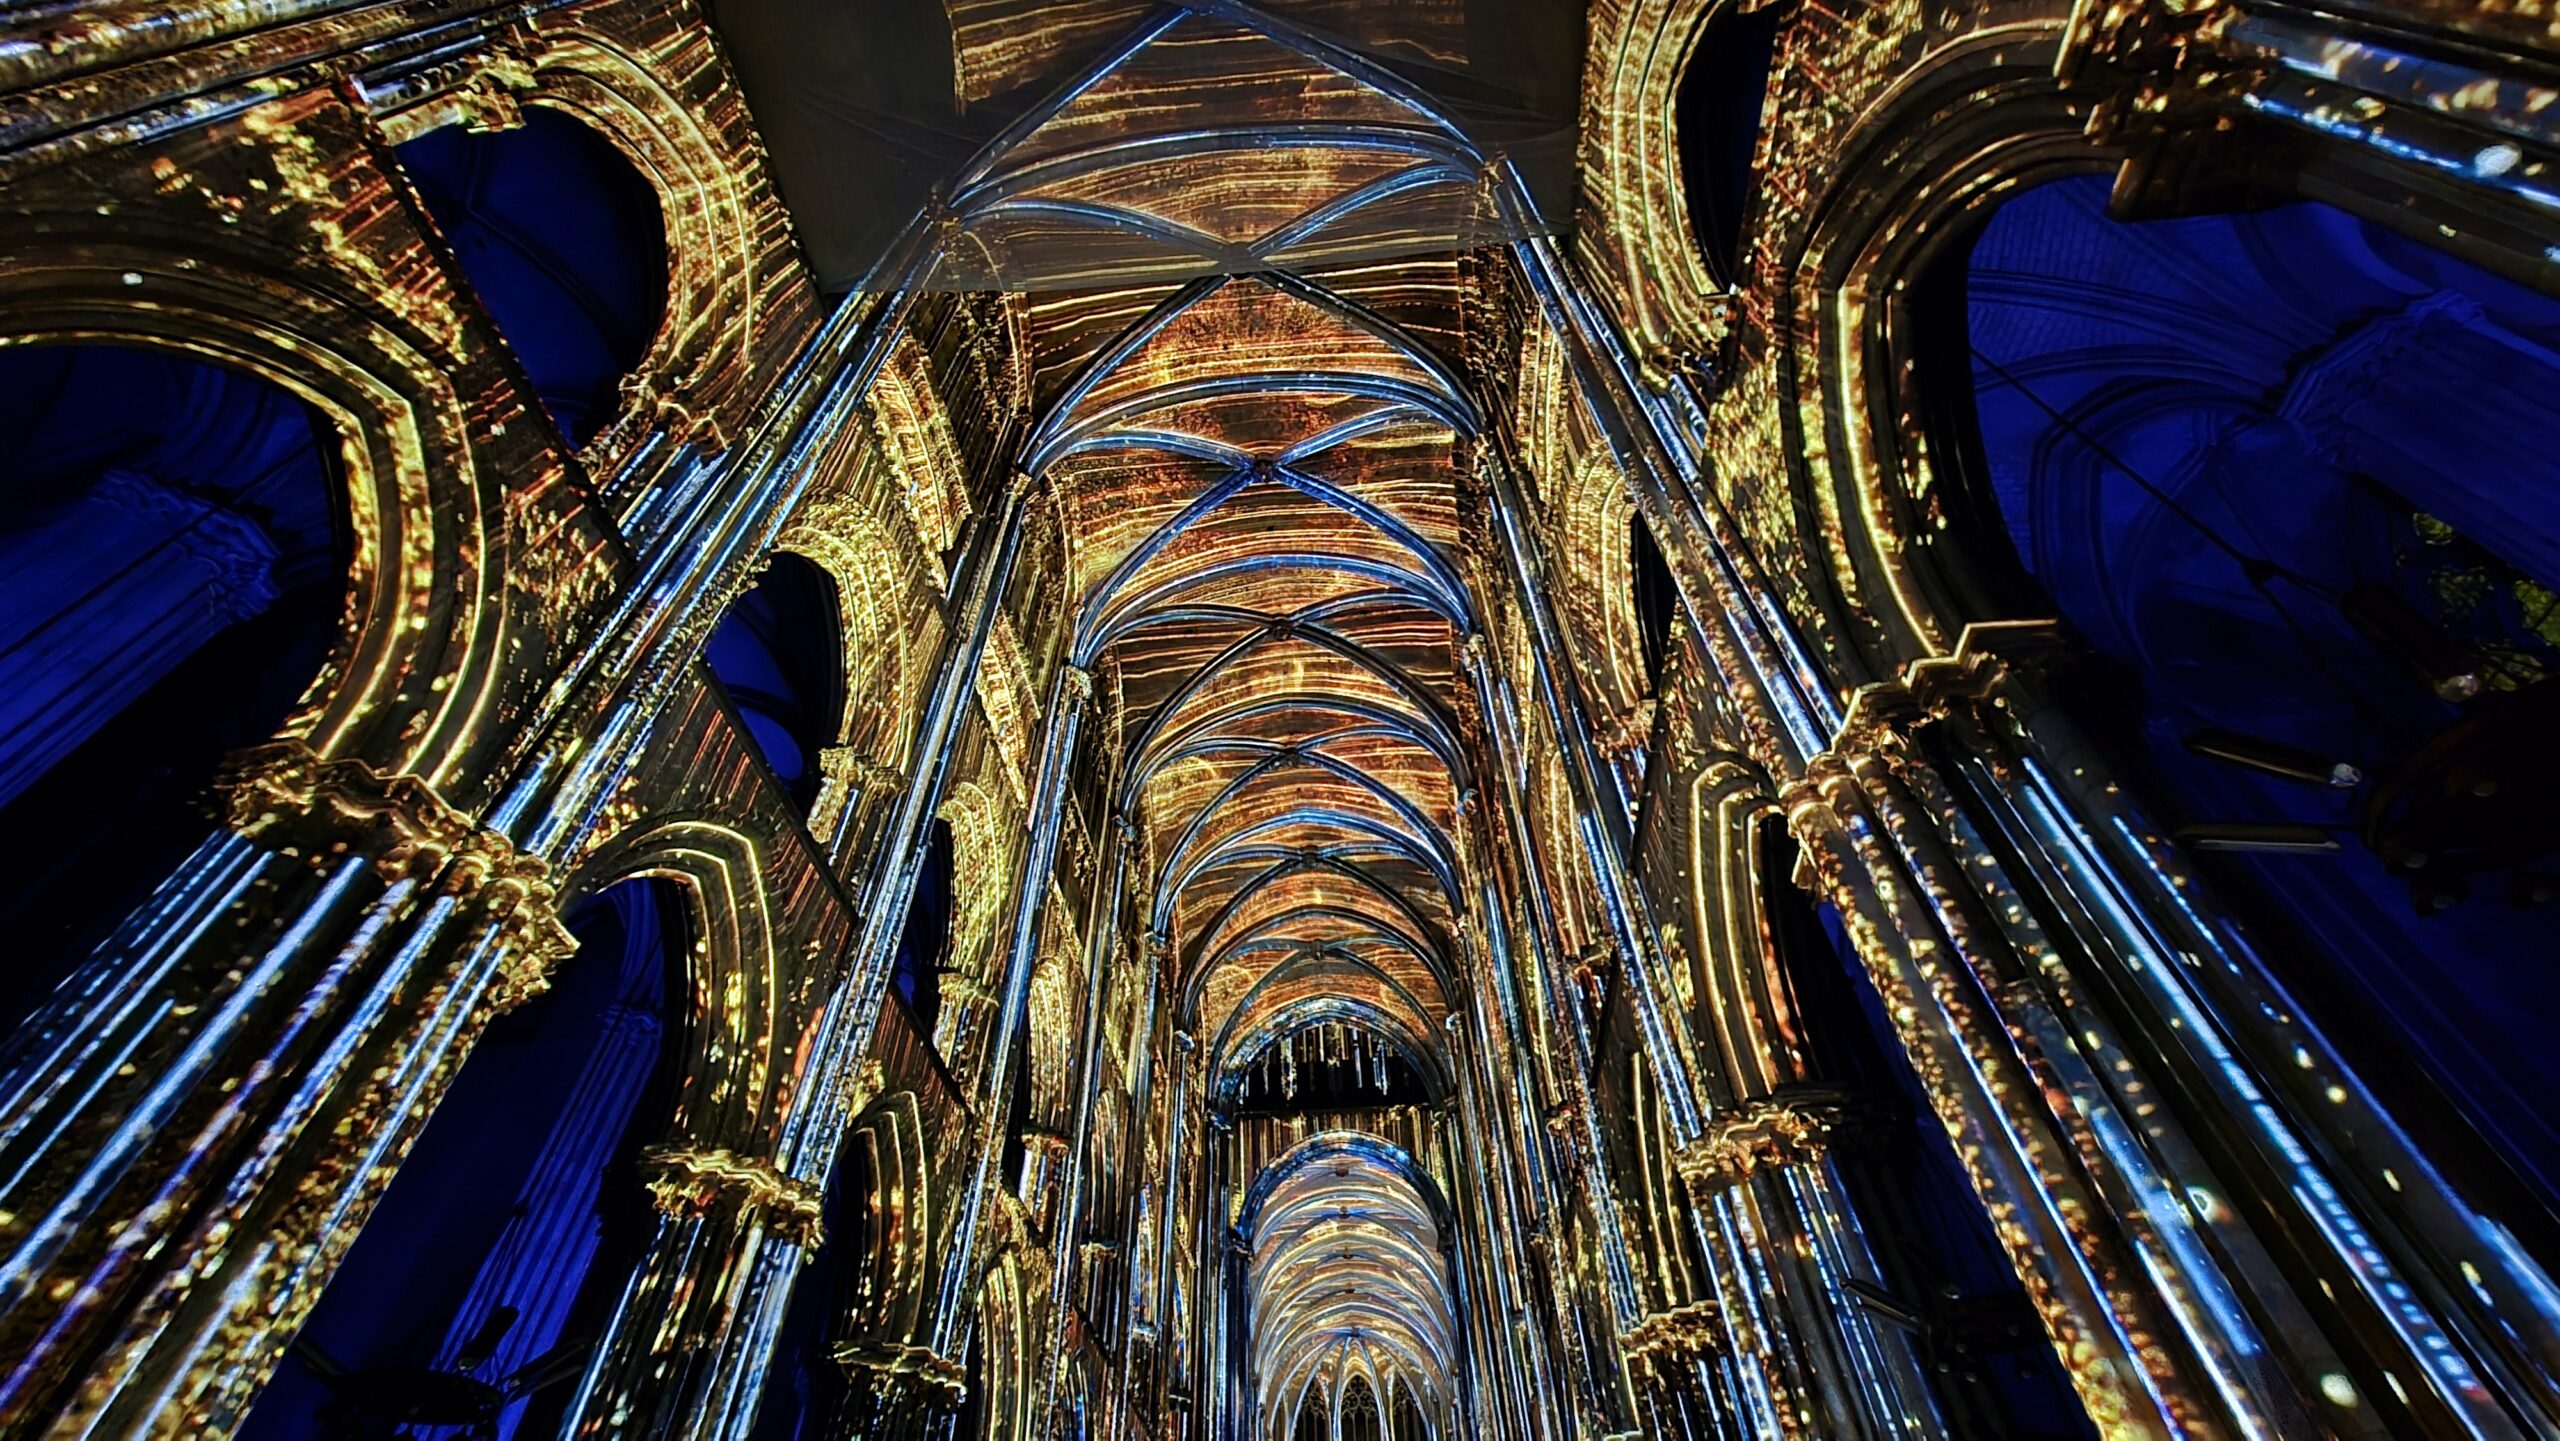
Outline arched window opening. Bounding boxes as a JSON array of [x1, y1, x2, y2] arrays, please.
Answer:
[[1759, 820, 2094, 1437], [1389, 1377, 1428, 1440], [1926, 173, 2560, 1206], [395, 109, 668, 448], [1291, 1389, 1330, 1441], [1673, 1, 1786, 287], [245, 878, 690, 1441], [704, 553, 847, 814], [892, 817, 954, 1046], [1337, 1376, 1383, 1441], [0, 344, 344, 1036], [1632, 512, 1678, 692], [748, 1115, 877, 1439]]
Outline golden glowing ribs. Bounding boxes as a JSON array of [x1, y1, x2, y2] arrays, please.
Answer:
[[939, 8, 1496, 1418]]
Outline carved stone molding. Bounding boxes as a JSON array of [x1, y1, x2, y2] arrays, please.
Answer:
[[1622, 1300, 1727, 1368], [639, 1144, 827, 1247], [216, 739, 576, 1007], [363, 34, 541, 146], [1830, 620, 2066, 756], [1674, 1091, 1855, 1195], [833, 1336, 968, 1399], [841, 1058, 890, 1120], [810, 745, 904, 838]]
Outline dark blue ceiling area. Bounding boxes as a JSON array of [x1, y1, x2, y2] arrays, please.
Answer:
[[1956, 174, 2560, 1206]]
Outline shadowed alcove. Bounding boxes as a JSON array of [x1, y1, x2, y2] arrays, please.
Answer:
[[0, 344, 345, 1038]]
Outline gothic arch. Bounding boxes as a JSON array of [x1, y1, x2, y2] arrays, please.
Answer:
[[776, 497, 927, 772], [973, 1245, 1037, 1441], [842, 1089, 938, 1349], [704, 551, 848, 812], [933, 774, 1019, 1060], [555, 814, 799, 1136], [1758, 28, 2097, 683], [1024, 951, 1078, 1131], [1553, 455, 1650, 731], [392, 14, 818, 473], [0, 246, 532, 792], [867, 331, 975, 561], [1579, 0, 1765, 377]]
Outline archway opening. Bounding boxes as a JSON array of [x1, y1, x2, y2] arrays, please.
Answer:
[[892, 817, 954, 1048], [1759, 820, 2094, 1435], [1674, 0, 1786, 286], [0, 343, 345, 1036], [705, 553, 847, 814], [1337, 1375, 1382, 1441], [1924, 172, 2560, 1207], [1292, 1389, 1330, 1441], [395, 108, 668, 448], [1244, 1142, 1458, 1441], [245, 878, 691, 1440], [1231, 1020, 1435, 1115], [748, 1107, 880, 1440], [1632, 512, 1678, 692]]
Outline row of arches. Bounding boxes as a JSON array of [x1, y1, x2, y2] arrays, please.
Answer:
[[0, 84, 968, 1043], [1625, 0, 2560, 1430], [1658, 9, 2560, 1177], [1928, 176, 2560, 1201], [0, 101, 672, 1038], [0, 34, 979, 1441]]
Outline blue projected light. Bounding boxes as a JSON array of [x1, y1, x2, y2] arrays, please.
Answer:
[[1965, 174, 2560, 1204], [0, 345, 341, 1032], [242, 880, 686, 1441]]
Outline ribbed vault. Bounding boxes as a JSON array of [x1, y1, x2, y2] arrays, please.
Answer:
[[943, 8, 1497, 1428], [1243, 1137, 1459, 1438]]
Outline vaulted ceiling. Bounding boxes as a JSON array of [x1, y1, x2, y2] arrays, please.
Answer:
[[709, 0, 1582, 289], [716, 1, 1553, 1416]]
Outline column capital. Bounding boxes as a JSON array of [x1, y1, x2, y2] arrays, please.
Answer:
[[1673, 1091, 1854, 1196], [842, 1058, 890, 1120], [95, 472, 282, 626], [216, 739, 575, 1008], [1830, 619, 2066, 755], [1622, 1300, 1726, 1371], [832, 1337, 968, 1400], [810, 745, 903, 839], [638, 1144, 827, 1247], [1061, 660, 1096, 706]]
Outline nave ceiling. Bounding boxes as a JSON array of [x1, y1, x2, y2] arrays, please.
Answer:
[[760, 4, 1546, 1417]]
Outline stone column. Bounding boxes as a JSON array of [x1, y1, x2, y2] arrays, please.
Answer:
[[928, 660, 1097, 1365], [0, 740, 574, 1436], [557, 1143, 828, 1436]]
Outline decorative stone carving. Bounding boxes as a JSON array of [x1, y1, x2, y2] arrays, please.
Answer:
[[638, 1143, 827, 1247], [1673, 1092, 1854, 1195], [833, 1336, 968, 1399], [216, 739, 576, 1007], [1621, 1300, 1726, 1367]]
